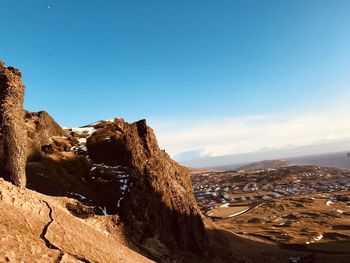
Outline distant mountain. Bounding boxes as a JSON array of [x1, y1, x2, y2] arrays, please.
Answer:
[[289, 151, 350, 169], [180, 141, 350, 169], [237, 159, 291, 170], [195, 151, 350, 171]]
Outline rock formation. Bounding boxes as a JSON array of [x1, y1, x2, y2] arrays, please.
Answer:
[[0, 61, 209, 258], [86, 119, 211, 258], [22, 113, 211, 259], [25, 110, 68, 161], [0, 61, 27, 187]]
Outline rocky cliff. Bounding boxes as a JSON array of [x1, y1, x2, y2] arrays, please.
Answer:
[[0, 61, 27, 187], [25, 117, 211, 261], [86, 119, 211, 258], [0, 60, 211, 262]]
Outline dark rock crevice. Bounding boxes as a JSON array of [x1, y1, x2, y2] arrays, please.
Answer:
[[40, 201, 65, 263]]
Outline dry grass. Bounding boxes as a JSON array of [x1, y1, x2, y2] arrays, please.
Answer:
[[217, 191, 350, 253]]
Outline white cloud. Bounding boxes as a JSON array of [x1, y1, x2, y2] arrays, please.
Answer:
[[149, 105, 350, 160]]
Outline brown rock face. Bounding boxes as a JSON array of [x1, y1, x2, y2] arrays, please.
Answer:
[[0, 178, 154, 263], [0, 61, 27, 187], [87, 119, 211, 258], [25, 110, 67, 160]]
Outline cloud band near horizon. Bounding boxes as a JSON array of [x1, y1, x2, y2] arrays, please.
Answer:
[[149, 105, 350, 161]]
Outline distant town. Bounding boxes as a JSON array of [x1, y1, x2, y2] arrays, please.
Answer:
[[191, 165, 350, 213]]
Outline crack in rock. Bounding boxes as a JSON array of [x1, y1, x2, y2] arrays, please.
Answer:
[[40, 201, 91, 263], [40, 201, 65, 262]]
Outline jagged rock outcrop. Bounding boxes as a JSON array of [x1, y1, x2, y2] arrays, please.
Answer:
[[0, 61, 27, 187], [86, 119, 211, 259], [2, 112, 212, 261], [22, 112, 211, 259], [25, 110, 68, 160], [0, 60, 210, 259]]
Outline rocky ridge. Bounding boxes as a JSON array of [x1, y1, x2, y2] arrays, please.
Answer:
[[0, 60, 211, 262], [25, 118, 211, 260], [86, 119, 210, 257]]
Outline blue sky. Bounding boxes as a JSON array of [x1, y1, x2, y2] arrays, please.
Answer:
[[1, 1, 350, 159]]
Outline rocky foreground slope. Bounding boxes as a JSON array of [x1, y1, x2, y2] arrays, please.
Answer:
[[0, 178, 153, 263]]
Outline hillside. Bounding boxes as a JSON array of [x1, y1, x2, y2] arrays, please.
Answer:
[[236, 159, 291, 170], [290, 152, 350, 169]]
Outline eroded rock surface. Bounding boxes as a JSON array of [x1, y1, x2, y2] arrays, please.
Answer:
[[0, 61, 27, 187], [0, 178, 154, 263]]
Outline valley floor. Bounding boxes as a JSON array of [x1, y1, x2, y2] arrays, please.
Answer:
[[191, 166, 350, 262]]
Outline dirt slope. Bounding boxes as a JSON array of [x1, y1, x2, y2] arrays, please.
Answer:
[[0, 178, 153, 263]]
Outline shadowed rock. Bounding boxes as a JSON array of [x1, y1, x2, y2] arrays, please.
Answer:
[[0, 61, 27, 187], [87, 119, 211, 258]]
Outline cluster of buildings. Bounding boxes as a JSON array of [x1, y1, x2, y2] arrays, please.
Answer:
[[262, 177, 350, 196], [193, 181, 283, 208], [191, 167, 350, 209]]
